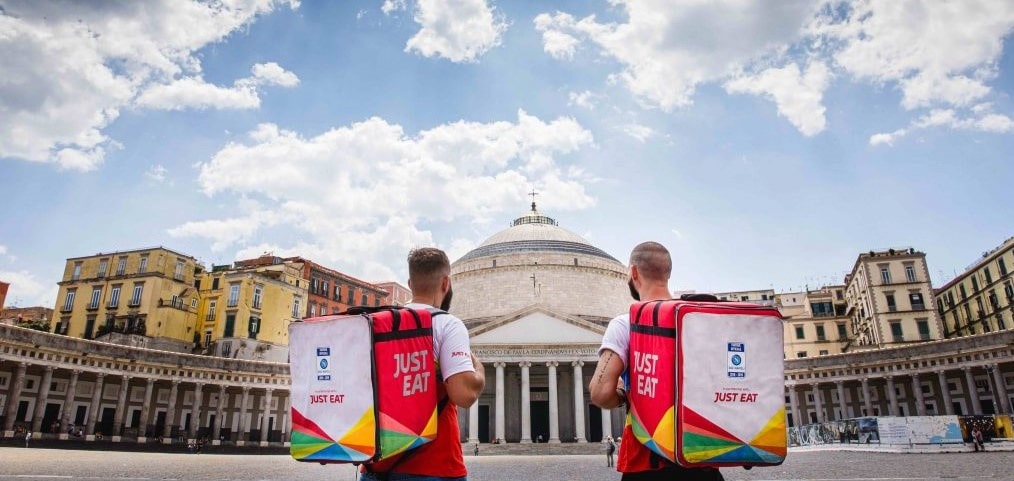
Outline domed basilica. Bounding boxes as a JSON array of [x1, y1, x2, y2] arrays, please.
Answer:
[[450, 202, 629, 444]]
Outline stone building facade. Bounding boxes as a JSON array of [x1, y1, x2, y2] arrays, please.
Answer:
[[934, 236, 1014, 337]]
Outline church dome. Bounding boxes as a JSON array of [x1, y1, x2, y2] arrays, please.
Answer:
[[450, 203, 630, 324], [458, 206, 619, 263]]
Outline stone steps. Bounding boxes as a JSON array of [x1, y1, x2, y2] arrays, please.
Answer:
[[463, 442, 609, 456]]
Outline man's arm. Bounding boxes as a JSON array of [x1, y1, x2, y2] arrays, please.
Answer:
[[589, 349, 626, 409], [445, 353, 485, 408]]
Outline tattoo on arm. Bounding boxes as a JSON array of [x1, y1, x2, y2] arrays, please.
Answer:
[[597, 352, 614, 384]]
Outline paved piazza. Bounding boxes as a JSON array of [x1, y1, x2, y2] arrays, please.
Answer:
[[0, 448, 1007, 481]]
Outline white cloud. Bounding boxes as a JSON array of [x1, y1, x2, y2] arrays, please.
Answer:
[[145, 164, 169, 183], [725, 62, 831, 136], [812, 0, 1014, 110], [869, 107, 1014, 146], [0, 245, 6, 255], [621, 124, 655, 143], [404, 0, 508, 63], [172, 110, 595, 279], [0, 269, 56, 308], [567, 90, 596, 110], [135, 63, 298, 110], [535, 1, 817, 111], [0, 1, 299, 171], [382, 0, 408, 15]]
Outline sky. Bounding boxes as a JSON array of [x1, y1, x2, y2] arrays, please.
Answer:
[[1, 0, 1013, 308]]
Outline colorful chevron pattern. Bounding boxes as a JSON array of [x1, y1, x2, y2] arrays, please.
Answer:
[[628, 402, 677, 462], [290, 406, 439, 463], [290, 406, 376, 462], [680, 407, 787, 464]]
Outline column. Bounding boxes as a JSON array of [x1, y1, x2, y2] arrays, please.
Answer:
[[494, 362, 505, 443], [547, 361, 560, 443], [281, 392, 292, 442], [31, 366, 55, 432], [835, 381, 847, 420], [467, 403, 480, 444], [138, 379, 155, 439], [861, 378, 873, 416], [812, 383, 824, 423], [519, 361, 532, 443], [162, 380, 179, 440], [788, 384, 801, 426], [600, 407, 613, 440], [885, 376, 898, 416], [991, 364, 1010, 414], [86, 373, 106, 436], [937, 371, 954, 415], [238, 387, 251, 444], [260, 388, 273, 444], [2, 362, 27, 432], [963, 367, 983, 415], [912, 374, 926, 416], [212, 385, 227, 442], [112, 375, 131, 437], [189, 383, 204, 440], [572, 361, 587, 443], [61, 370, 80, 433]]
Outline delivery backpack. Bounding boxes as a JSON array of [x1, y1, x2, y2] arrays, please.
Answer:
[[288, 306, 445, 464], [627, 298, 786, 468]]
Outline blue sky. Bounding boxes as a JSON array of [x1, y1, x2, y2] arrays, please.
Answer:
[[1, 0, 1013, 307]]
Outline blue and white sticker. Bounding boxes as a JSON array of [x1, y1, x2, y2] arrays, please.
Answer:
[[316, 346, 332, 381], [727, 342, 746, 378]]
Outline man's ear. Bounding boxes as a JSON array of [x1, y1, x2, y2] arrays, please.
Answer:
[[629, 265, 639, 283], [407, 278, 414, 291], [441, 276, 450, 293]]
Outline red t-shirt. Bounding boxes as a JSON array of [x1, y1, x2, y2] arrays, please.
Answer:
[[364, 385, 466, 478]]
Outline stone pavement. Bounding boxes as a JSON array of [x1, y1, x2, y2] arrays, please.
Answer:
[[0, 448, 1009, 481]]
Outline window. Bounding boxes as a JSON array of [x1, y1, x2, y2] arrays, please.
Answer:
[[203, 330, 212, 347], [252, 284, 263, 309], [108, 286, 121, 308], [312, 277, 318, 293], [130, 283, 143, 306], [221, 342, 232, 358], [886, 293, 897, 312], [837, 323, 847, 339], [174, 259, 185, 280], [310, 304, 317, 317], [1006, 282, 1014, 301], [819, 350, 829, 356], [917, 319, 930, 340], [138, 255, 148, 273], [959, 284, 967, 300], [248, 316, 260, 339], [909, 292, 925, 310], [212, 277, 220, 290], [816, 325, 826, 341], [208, 300, 217, 321], [362, 293, 368, 306], [905, 265, 916, 283], [971, 275, 980, 292], [322, 280, 329, 296], [334, 285, 341, 300], [224, 314, 236, 338], [795, 326, 805, 339], [98, 259, 108, 277], [1000, 258, 1008, 276], [347, 287, 354, 304], [191, 298, 197, 308], [228, 283, 240, 307], [890, 321, 903, 342], [984, 267, 993, 284], [116, 257, 127, 276], [292, 298, 301, 318], [62, 290, 76, 311], [89, 287, 101, 309], [880, 266, 891, 284], [171, 294, 179, 309], [836, 290, 843, 300], [375, 298, 381, 307], [796, 352, 807, 358], [811, 301, 834, 317], [72, 262, 82, 281]]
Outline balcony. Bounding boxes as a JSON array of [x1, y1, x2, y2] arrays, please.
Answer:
[[912, 303, 926, 310]]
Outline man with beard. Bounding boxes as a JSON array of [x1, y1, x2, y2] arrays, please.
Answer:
[[361, 247, 486, 481], [589, 242, 724, 481]]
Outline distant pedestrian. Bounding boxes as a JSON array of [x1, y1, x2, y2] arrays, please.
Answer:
[[605, 437, 616, 467], [972, 426, 985, 452], [25, 430, 31, 448], [474, 443, 479, 456]]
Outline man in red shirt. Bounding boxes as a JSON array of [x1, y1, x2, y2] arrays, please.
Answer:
[[361, 248, 486, 481], [589, 242, 723, 481]]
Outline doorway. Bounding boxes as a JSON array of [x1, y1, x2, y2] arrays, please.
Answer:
[[478, 405, 490, 442], [531, 400, 549, 442], [589, 404, 603, 441], [99, 407, 115, 436], [42, 403, 61, 433]]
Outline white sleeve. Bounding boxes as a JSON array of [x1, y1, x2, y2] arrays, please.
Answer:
[[435, 315, 475, 380], [598, 315, 629, 369]]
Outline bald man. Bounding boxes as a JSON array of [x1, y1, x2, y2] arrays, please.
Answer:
[[589, 242, 723, 481]]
